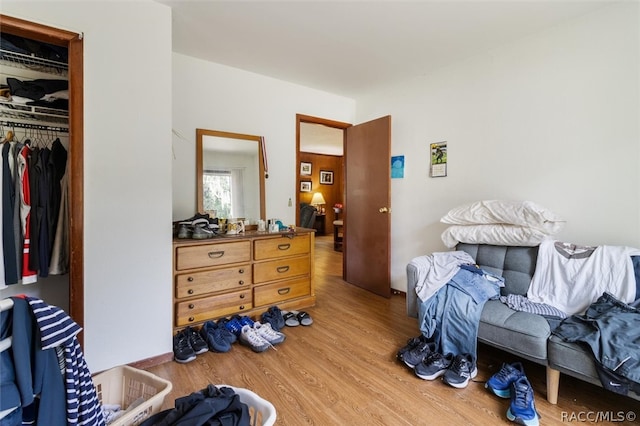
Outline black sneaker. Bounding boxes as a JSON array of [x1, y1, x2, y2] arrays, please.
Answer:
[[200, 321, 231, 353], [267, 306, 285, 331], [443, 353, 478, 388], [173, 329, 196, 363], [415, 352, 454, 380], [185, 326, 208, 354], [403, 340, 436, 369], [179, 213, 211, 226], [397, 334, 428, 362], [192, 225, 215, 240]]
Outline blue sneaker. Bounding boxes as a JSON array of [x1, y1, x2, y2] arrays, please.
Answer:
[[506, 376, 540, 426], [233, 315, 255, 328], [402, 341, 436, 369], [486, 362, 525, 398], [200, 321, 231, 353], [215, 318, 238, 343], [223, 317, 244, 337]]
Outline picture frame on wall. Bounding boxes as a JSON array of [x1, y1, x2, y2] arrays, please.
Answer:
[[300, 181, 312, 192], [300, 162, 312, 175], [320, 170, 334, 185]]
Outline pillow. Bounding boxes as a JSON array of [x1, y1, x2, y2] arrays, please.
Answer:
[[441, 224, 550, 248], [441, 200, 565, 234]]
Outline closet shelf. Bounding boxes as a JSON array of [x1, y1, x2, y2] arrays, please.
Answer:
[[0, 99, 68, 125], [0, 49, 68, 77]]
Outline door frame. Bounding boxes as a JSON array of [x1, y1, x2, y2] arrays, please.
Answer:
[[1, 15, 84, 340]]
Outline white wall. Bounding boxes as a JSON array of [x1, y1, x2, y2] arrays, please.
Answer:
[[2, 1, 174, 371], [172, 53, 356, 224], [356, 3, 640, 292]]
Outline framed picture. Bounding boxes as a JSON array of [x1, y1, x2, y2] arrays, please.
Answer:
[[300, 181, 312, 192], [300, 162, 312, 176], [320, 170, 334, 185]]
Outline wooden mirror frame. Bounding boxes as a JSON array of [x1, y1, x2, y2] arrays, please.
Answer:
[[196, 128, 266, 220]]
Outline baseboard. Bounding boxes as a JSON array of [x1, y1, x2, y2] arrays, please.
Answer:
[[129, 352, 173, 370]]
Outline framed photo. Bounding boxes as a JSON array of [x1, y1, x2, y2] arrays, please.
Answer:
[[320, 170, 334, 185], [300, 181, 312, 192], [300, 162, 312, 176]]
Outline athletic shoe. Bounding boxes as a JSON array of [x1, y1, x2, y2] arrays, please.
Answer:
[[192, 225, 215, 240], [443, 353, 478, 388], [222, 317, 244, 337], [215, 318, 238, 343], [232, 315, 255, 328], [397, 334, 429, 362], [415, 352, 454, 380], [253, 321, 286, 345], [178, 213, 211, 226], [200, 321, 231, 353], [486, 362, 526, 398], [403, 341, 436, 369], [184, 326, 208, 354], [239, 324, 270, 352], [173, 329, 196, 363], [506, 376, 541, 426], [267, 306, 285, 331], [177, 224, 191, 239]]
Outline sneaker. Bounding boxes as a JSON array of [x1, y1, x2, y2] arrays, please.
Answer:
[[215, 318, 238, 343], [506, 376, 540, 426], [415, 352, 454, 380], [173, 330, 196, 363], [253, 321, 286, 345], [403, 341, 436, 369], [177, 224, 192, 239], [486, 362, 526, 398], [232, 315, 255, 328], [443, 353, 478, 389], [222, 317, 244, 337], [397, 334, 428, 361], [192, 225, 215, 239], [267, 306, 285, 331], [185, 326, 208, 354], [200, 321, 232, 353], [239, 324, 270, 352], [179, 213, 211, 226]]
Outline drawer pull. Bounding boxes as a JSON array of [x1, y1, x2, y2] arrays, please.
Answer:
[[187, 276, 194, 282], [188, 317, 194, 322], [208, 250, 225, 258], [188, 304, 194, 309], [276, 266, 290, 273], [240, 294, 245, 299], [188, 289, 194, 295], [278, 287, 291, 295], [238, 280, 245, 285], [277, 243, 291, 251], [239, 305, 245, 310], [239, 269, 244, 274]]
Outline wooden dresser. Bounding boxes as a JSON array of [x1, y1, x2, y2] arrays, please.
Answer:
[[172, 229, 315, 333]]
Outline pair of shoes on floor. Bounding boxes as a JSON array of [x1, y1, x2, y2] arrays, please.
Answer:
[[261, 306, 285, 331], [281, 310, 313, 327], [486, 362, 541, 426], [173, 326, 208, 363], [200, 319, 236, 353], [412, 351, 477, 388], [221, 315, 255, 337], [397, 334, 430, 363], [239, 321, 286, 352]]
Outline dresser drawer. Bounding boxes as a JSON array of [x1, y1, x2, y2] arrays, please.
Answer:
[[176, 240, 251, 270], [253, 234, 310, 260], [175, 290, 252, 326], [175, 265, 251, 299], [253, 255, 310, 283], [253, 277, 311, 307]]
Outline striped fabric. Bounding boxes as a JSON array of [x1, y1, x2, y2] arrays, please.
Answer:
[[499, 294, 568, 318], [26, 297, 105, 426]]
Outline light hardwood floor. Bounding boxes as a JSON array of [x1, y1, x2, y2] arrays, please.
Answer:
[[147, 235, 638, 425]]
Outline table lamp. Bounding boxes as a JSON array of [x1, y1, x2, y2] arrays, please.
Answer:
[[310, 192, 326, 213]]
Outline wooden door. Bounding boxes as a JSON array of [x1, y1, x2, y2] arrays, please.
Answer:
[[344, 116, 391, 298]]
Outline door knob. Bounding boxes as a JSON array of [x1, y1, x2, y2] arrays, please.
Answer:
[[379, 207, 391, 213]]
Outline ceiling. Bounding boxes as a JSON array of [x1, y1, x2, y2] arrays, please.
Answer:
[[157, 0, 615, 98]]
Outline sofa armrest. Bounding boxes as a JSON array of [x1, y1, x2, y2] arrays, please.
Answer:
[[406, 262, 420, 318]]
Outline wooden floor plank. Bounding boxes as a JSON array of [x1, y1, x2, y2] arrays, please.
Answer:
[[147, 235, 638, 425]]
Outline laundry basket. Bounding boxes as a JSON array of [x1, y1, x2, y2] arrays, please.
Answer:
[[93, 365, 172, 426], [220, 385, 277, 426]]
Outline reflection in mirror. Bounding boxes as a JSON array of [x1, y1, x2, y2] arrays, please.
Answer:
[[196, 129, 266, 221]]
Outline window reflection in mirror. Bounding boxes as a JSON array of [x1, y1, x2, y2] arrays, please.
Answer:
[[196, 129, 266, 221]]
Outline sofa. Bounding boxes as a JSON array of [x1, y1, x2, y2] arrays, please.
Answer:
[[406, 243, 640, 403]]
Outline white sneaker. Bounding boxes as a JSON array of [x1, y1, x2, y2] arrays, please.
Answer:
[[253, 321, 286, 345], [239, 324, 270, 352]]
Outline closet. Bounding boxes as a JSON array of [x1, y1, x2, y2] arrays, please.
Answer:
[[0, 15, 84, 333]]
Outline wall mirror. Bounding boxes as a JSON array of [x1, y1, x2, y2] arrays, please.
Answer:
[[196, 129, 266, 221]]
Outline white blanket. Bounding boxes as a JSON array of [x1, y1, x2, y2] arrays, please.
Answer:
[[527, 240, 640, 315], [411, 251, 475, 302]]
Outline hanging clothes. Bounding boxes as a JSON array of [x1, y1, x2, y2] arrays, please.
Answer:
[[18, 143, 36, 284], [2, 142, 18, 285]]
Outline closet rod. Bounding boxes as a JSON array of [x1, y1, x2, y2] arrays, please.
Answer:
[[0, 120, 68, 133]]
